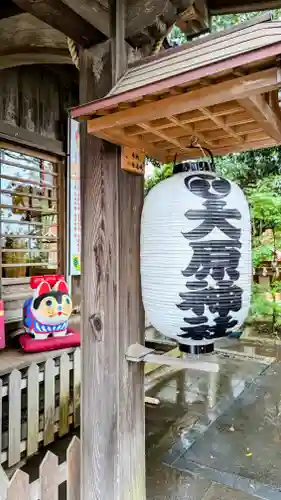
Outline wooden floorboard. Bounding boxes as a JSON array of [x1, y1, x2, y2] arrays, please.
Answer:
[[0, 347, 76, 376]]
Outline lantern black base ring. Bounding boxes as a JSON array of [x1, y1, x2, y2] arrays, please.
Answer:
[[179, 343, 214, 355]]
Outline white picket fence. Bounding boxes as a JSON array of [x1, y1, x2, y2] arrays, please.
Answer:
[[0, 348, 81, 468], [0, 436, 80, 500]]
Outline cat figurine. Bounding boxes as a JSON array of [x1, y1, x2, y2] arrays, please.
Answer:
[[23, 279, 73, 340]]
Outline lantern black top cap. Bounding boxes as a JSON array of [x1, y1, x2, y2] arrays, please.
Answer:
[[173, 140, 215, 175]]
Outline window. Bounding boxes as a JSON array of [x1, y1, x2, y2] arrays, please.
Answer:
[[0, 145, 65, 322]]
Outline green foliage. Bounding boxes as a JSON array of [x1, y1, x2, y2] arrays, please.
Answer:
[[250, 283, 281, 330], [169, 9, 281, 46], [248, 191, 281, 229], [216, 150, 281, 191], [146, 156, 161, 169], [215, 154, 248, 183], [216, 153, 281, 269], [247, 191, 281, 269], [252, 245, 273, 268], [271, 281, 281, 295], [253, 174, 281, 195], [211, 10, 281, 32], [250, 284, 273, 319], [252, 235, 281, 268], [168, 25, 187, 45], [211, 13, 256, 32], [144, 163, 173, 196]]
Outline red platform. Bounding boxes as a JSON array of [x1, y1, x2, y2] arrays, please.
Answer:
[[19, 329, 80, 353]]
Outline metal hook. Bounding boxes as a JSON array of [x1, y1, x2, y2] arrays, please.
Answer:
[[188, 139, 215, 172]]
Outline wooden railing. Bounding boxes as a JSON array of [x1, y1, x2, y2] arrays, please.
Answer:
[[0, 436, 80, 499], [0, 348, 81, 469]]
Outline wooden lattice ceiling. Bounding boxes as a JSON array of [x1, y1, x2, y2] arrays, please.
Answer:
[[82, 81, 281, 162], [108, 95, 280, 161], [72, 18, 281, 162]]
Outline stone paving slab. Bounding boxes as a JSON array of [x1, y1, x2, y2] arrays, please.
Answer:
[[146, 350, 270, 499], [158, 356, 268, 462], [147, 462, 258, 500], [146, 461, 212, 500], [164, 362, 281, 499], [202, 483, 257, 500]]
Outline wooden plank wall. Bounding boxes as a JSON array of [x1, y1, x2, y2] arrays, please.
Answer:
[[0, 66, 78, 140], [2, 278, 31, 324]]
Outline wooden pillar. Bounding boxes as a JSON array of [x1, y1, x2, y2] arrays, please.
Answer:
[[79, 19, 146, 500]]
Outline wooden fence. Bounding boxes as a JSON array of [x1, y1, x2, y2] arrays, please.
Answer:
[[0, 348, 81, 469], [0, 436, 80, 500]]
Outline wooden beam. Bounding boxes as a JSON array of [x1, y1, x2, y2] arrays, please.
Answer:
[[269, 90, 281, 116], [87, 68, 281, 133], [62, 0, 110, 38], [238, 94, 281, 143], [200, 107, 243, 143], [0, 51, 71, 71], [111, 0, 127, 83], [225, 112, 253, 127], [205, 121, 262, 141], [169, 115, 214, 147], [63, 0, 172, 39], [0, 120, 64, 156], [177, 0, 209, 33], [138, 122, 190, 152], [168, 137, 277, 162], [91, 126, 167, 162], [12, 0, 107, 47], [214, 131, 268, 148], [80, 40, 145, 500], [0, 0, 23, 19], [61, 0, 202, 47], [215, 138, 277, 154]]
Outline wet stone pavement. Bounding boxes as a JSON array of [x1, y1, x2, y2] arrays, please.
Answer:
[[21, 337, 279, 499], [162, 361, 281, 499], [145, 339, 273, 500]]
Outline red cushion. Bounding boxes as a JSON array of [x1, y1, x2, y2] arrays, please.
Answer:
[[19, 329, 80, 353]]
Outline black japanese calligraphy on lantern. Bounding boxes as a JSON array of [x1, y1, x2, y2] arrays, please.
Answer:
[[176, 174, 243, 342], [183, 201, 241, 240], [182, 240, 241, 281]]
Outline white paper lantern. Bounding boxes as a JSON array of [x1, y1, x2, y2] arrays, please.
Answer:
[[141, 170, 251, 353]]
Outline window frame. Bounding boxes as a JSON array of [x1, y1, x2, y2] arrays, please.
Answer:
[[0, 141, 66, 323]]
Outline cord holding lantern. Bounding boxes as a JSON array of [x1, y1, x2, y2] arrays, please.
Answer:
[[139, 139, 251, 358], [173, 138, 216, 174]]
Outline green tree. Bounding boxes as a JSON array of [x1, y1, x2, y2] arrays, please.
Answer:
[[145, 163, 173, 195], [169, 9, 281, 43], [215, 149, 281, 190], [211, 10, 281, 32]]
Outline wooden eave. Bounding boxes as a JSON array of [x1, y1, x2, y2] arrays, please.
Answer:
[[72, 18, 281, 163]]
